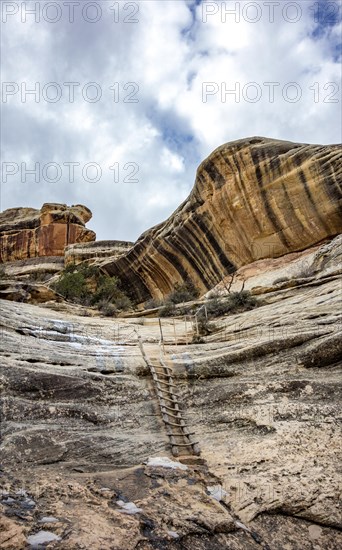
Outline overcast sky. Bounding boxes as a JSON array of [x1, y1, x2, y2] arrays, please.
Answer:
[[1, 0, 341, 240]]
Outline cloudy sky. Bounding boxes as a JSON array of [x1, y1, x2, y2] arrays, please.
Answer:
[[1, 0, 341, 240]]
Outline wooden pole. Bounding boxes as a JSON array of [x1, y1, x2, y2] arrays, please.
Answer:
[[158, 317, 164, 352], [173, 319, 177, 347], [184, 316, 188, 346]]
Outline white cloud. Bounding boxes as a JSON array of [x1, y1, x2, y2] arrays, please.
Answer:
[[161, 148, 185, 173], [1, 0, 341, 240]]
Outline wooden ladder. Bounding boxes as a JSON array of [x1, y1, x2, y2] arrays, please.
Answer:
[[136, 333, 200, 457]]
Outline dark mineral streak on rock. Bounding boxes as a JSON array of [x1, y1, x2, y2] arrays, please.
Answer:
[[102, 137, 342, 302]]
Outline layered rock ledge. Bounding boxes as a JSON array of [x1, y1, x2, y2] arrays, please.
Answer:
[[64, 240, 134, 266]]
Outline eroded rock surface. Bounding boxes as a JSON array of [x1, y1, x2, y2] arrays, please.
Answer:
[[0, 257, 65, 281], [0, 203, 95, 263], [0, 280, 62, 304], [0, 236, 341, 548], [64, 240, 134, 266], [103, 137, 342, 302]]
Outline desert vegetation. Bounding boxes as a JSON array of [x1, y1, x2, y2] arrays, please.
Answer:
[[52, 263, 132, 316]]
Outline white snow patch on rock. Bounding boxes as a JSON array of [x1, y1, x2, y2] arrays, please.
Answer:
[[27, 531, 61, 545], [146, 456, 188, 470], [117, 500, 142, 515], [39, 517, 59, 524], [207, 485, 227, 501]]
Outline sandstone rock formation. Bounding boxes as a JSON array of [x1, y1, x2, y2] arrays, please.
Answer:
[[64, 240, 133, 266], [0, 203, 96, 263], [103, 137, 342, 302], [0, 235, 341, 548], [0, 257, 65, 281], [0, 280, 62, 304]]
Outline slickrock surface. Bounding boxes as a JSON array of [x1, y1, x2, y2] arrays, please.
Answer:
[[0, 203, 95, 263], [64, 240, 134, 266], [103, 137, 342, 302], [1, 236, 341, 549]]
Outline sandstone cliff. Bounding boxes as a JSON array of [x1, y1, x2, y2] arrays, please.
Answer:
[[103, 137, 342, 302], [0, 203, 96, 263]]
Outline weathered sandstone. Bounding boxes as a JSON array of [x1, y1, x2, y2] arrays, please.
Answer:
[[0, 256, 65, 281], [0, 203, 95, 263], [103, 137, 342, 302], [0, 279, 62, 304], [64, 240, 133, 266], [0, 235, 341, 548]]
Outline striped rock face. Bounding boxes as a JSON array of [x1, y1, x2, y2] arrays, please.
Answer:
[[103, 137, 342, 302]]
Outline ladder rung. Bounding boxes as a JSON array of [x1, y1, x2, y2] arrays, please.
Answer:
[[152, 372, 172, 381], [152, 365, 173, 374], [167, 433, 191, 439], [164, 422, 190, 430], [157, 387, 179, 397], [153, 378, 177, 388], [160, 404, 182, 413], [158, 395, 177, 404], [171, 442, 200, 447], [161, 409, 184, 419]]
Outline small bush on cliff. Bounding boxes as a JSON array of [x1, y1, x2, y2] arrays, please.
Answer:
[[168, 280, 200, 304], [295, 264, 315, 279], [159, 301, 177, 317], [144, 298, 164, 310], [197, 315, 217, 336], [53, 264, 131, 312], [53, 271, 88, 303], [97, 301, 119, 317], [205, 290, 257, 318], [144, 280, 199, 317]]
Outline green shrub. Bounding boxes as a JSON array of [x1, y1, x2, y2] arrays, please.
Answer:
[[168, 279, 200, 304], [144, 280, 199, 317], [205, 290, 257, 319], [196, 315, 216, 336], [191, 334, 205, 344], [93, 277, 132, 311], [53, 264, 132, 312], [113, 294, 132, 311], [228, 290, 256, 309], [97, 301, 118, 317], [93, 276, 119, 302], [53, 271, 88, 304], [159, 301, 177, 317], [64, 262, 78, 274]]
